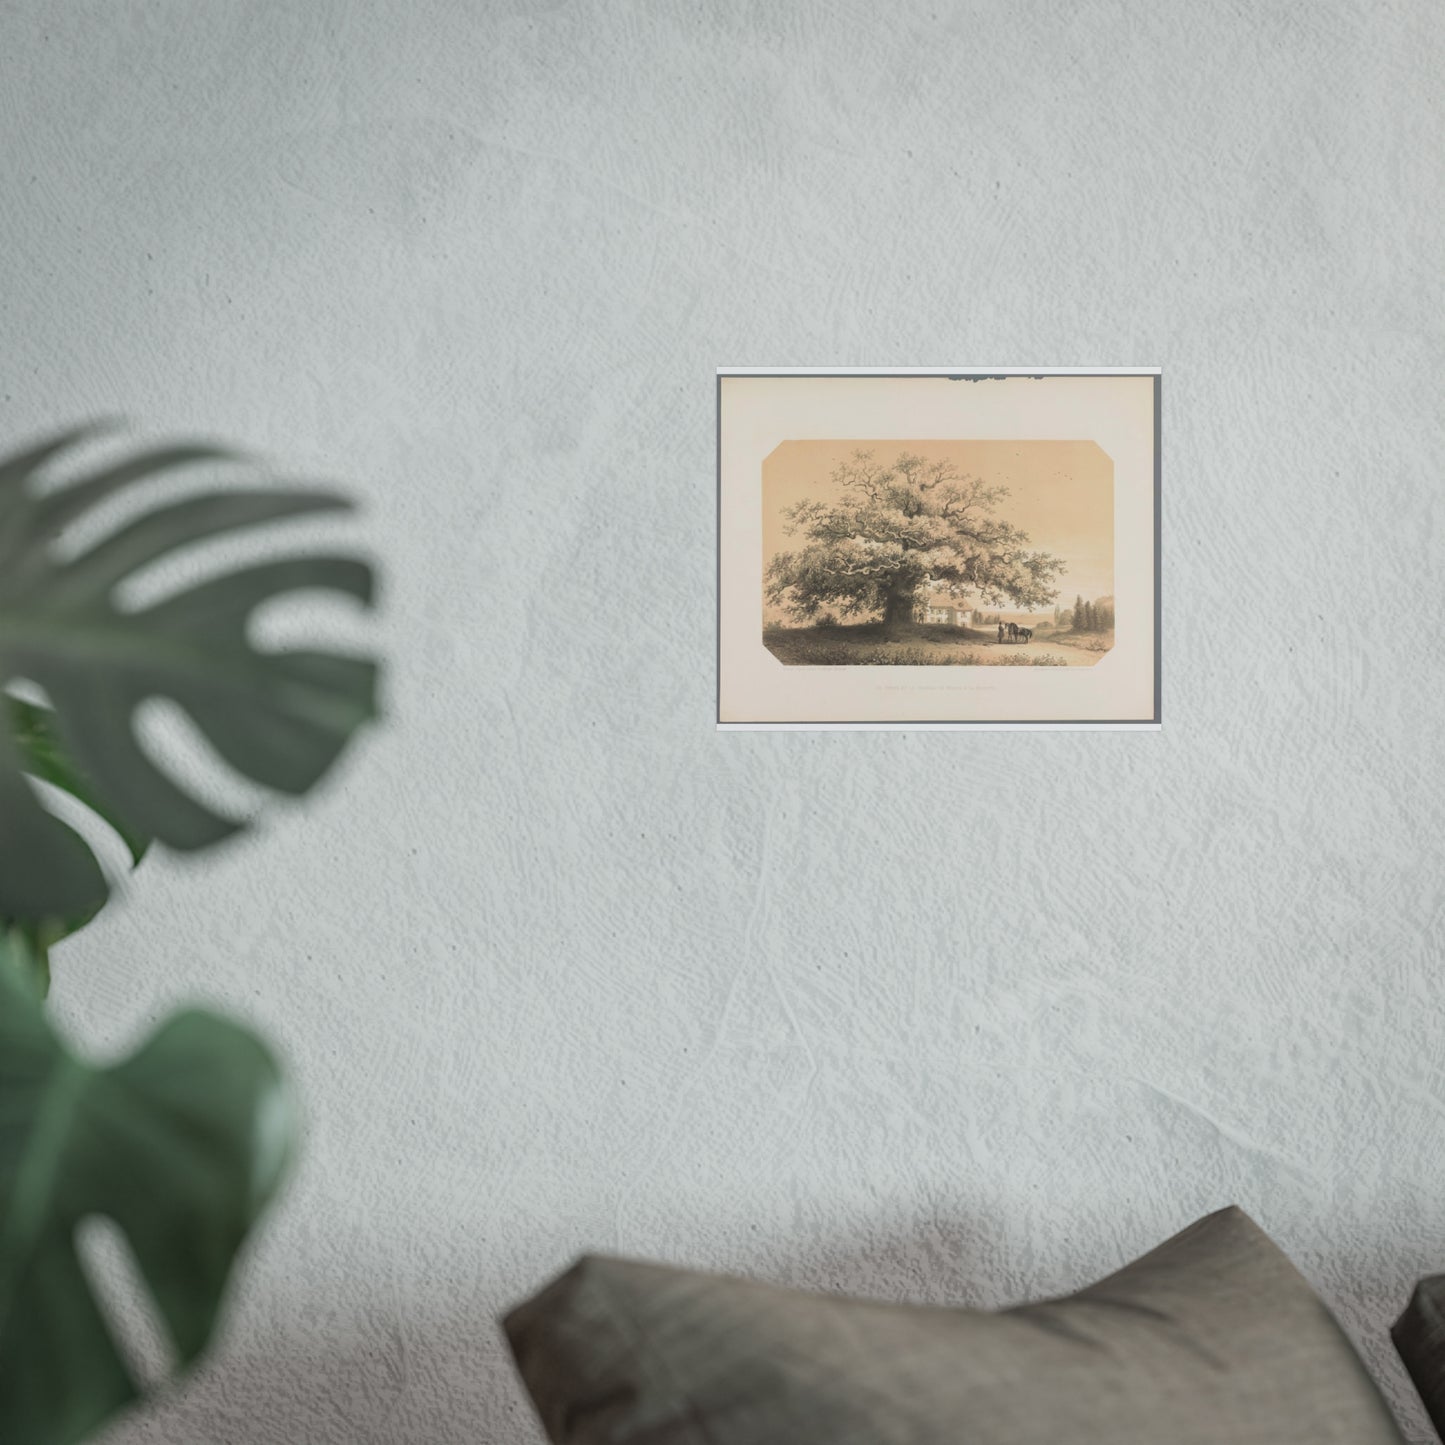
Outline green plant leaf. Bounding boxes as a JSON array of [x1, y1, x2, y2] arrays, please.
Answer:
[[0, 954, 294, 1445], [0, 925, 49, 1000], [5, 697, 148, 956], [9, 697, 150, 868], [0, 425, 379, 923]]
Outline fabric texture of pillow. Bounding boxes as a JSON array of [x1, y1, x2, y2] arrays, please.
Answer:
[[1394, 1275, 1445, 1442], [503, 1205, 1406, 1445]]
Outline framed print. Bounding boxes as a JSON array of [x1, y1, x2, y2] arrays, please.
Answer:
[[717, 368, 1160, 730]]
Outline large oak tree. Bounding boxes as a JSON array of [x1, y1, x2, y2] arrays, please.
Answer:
[[766, 450, 1064, 638]]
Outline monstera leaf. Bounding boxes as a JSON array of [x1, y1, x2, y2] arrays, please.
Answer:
[[0, 939, 295, 1445], [0, 424, 378, 925], [9, 695, 150, 870], [3, 697, 152, 994]]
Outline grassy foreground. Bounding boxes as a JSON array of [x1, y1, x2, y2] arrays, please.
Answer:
[[763, 621, 1073, 667]]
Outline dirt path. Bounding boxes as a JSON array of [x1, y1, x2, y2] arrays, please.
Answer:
[[980, 640, 1096, 667], [975, 630, 1113, 667]]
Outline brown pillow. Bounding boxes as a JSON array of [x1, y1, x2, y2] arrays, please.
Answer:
[[503, 1206, 1405, 1445], [1394, 1275, 1445, 1441]]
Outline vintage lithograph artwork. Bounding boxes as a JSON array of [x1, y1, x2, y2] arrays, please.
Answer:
[[718, 371, 1159, 728]]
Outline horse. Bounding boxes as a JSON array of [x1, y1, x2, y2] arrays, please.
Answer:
[[1018, 626, 1033, 643], [1006, 622, 1019, 641]]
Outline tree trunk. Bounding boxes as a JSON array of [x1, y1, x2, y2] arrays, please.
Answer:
[[881, 589, 916, 639]]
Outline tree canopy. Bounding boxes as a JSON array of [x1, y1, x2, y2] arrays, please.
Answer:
[[765, 450, 1064, 636]]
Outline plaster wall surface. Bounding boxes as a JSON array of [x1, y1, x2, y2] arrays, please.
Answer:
[[1, 2, 1442, 1440]]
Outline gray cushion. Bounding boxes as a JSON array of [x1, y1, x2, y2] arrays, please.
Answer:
[[504, 1206, 1405, 1444], [1394, 1275, 1445, 1441]]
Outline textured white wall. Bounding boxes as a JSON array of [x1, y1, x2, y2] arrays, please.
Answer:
[[3, 2, 1443, 1441]]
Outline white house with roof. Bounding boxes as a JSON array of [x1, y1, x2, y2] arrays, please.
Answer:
[[915, 599, 973, 627]]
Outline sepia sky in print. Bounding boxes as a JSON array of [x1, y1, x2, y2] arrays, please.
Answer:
[[762, 438, 1114, 614]]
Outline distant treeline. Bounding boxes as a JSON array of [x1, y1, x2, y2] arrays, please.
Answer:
[[974, 596, 1114, 633], [1059, 595, 1114, 632]]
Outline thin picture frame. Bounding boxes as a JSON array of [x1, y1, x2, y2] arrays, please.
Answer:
[[716, 368, 1161, 731]]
